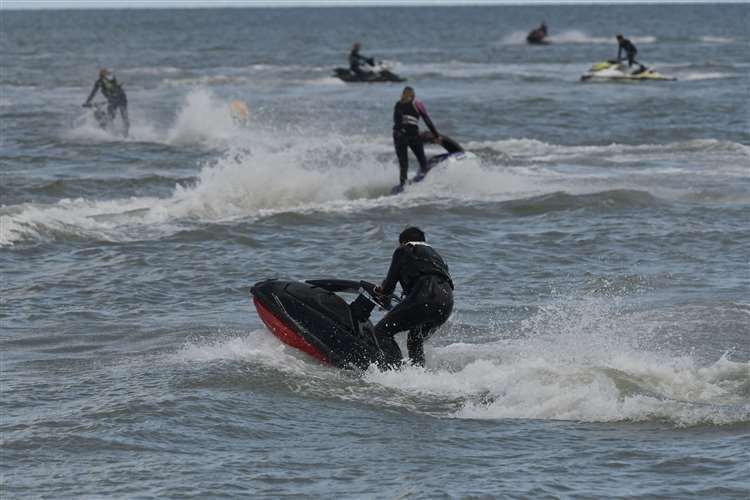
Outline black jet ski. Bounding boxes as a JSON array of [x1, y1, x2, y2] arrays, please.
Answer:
[[250, 279, 402, 369], [526, 26, 549, 45], [82, 101, 112, 129], [333, 63, 406, 83], [390, 151, 475, 195]]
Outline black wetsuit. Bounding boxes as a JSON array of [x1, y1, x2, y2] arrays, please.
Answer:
[[349, 49, 373, 75], [617, 38, 640, 67], [85, 76, 129, 136], [393, 99, 439, 186], [374, 242, 454, 367]]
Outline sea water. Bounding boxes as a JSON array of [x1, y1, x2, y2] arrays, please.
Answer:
[[1, 4, 749, 498]]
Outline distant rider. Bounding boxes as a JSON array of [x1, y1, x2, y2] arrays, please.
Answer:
[[84, 68, 129, 137], [374, 227, 454, 367], [392, 86, 441, 188], [349, 42, 375, 76], [616, 34, 642, 68]]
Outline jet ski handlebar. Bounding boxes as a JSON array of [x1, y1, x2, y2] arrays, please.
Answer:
[[305, 279, 400, 310]]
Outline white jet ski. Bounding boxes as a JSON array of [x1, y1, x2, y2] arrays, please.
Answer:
[[581, 60, 676, 82]]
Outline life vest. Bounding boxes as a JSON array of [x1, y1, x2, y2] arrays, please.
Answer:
[[394, 100, 422, 132], [100, 77, 125, 101]]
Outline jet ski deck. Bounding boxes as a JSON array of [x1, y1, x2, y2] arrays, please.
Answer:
[[250, 279, 401, 369]]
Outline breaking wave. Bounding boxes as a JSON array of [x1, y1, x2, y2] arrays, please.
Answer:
[[176, 297, 750, 428]]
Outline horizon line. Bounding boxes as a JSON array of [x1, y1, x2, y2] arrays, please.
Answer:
[[3, 0, 748, 12]]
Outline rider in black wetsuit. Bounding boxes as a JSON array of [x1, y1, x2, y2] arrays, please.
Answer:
[[349, 42, 374, 76], [84, 68, 129, 137], [616, 34, 641, 68], [393, 87, 441, 187], [374, 227, 454, 367]]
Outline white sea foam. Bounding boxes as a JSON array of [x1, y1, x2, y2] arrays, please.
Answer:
[[700, 36, 735, 43], [174, 296, 750, 427], [65, 88, 247, 147], [360, 297, 750, 426], [679, 72, 736, 81], [499, 30, 656, 45], [6, 121, 749, 247]]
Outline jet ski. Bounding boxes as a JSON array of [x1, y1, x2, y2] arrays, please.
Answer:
[[81, 101, 112, 130], [250, 278, 402, 369], [526, 29, 549, 45], [333, 62, 406, 83], [581, 60, 676, 82], [391, 151, 474, 195]]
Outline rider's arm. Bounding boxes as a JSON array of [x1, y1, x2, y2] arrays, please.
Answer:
[[84, 79, 101, 105], [380, 247, 403, 295], [415, 100, 439, 137], [617, 43, 624, 60]]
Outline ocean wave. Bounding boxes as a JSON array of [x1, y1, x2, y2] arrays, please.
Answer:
[[361, 297, 750, 427], [5, 130, 747, 247], [700, 36, 735, 43], [500, 30, 657, 46], [468, 138, 750, 163], [176, 296, 750, 428]]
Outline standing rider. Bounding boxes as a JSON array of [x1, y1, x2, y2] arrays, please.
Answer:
[[373, 227, 454, 367], [84, 68, 129, 137], [392, 86, 441, 188], [616, 34, 642, 69], [349, 42, 375, 76]]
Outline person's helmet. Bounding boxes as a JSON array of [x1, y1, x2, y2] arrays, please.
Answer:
[[399, 227, 425, 244], [99, 68, 111, 78], [616, 34, 624, 40]]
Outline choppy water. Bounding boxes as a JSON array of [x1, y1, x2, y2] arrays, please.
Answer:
[[2, 4, 749, 498]]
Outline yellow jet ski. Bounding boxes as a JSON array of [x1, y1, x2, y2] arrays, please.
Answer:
[[581, 60, 676, 82]]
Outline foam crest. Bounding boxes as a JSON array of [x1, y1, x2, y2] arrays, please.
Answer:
[[363, 297, 750, 426], [174, 330, 311, 373], [166, 88, 246, 146], [499, 30, 656, 45]]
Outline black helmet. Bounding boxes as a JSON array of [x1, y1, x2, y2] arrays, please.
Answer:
[[399, 227, 425, 244]]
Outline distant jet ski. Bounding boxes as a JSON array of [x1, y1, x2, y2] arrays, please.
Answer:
[[250, 279, 402, 369], [333, 62, 406, 83], [526, 24, 549, 45], [78, 101, 126, 136], [581, 60, 676, 82]]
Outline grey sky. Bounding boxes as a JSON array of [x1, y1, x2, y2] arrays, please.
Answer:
[[3, 0, 742, 10]]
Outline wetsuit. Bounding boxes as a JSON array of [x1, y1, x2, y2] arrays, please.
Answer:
[[85, 76, 129, 136], [393, 99, 439, 186], [374, 242, 454, 367], [349, 48, 373, 75], [617, 38, 640, 67]]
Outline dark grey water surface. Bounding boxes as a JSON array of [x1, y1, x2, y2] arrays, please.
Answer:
[[2, 4, 749, 498]]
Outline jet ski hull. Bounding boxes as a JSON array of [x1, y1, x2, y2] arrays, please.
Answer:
[[581, 61, 676, 82], [250, 279, 398, 369], [333, 68, 406, 83], [391, 151, 473, 194]]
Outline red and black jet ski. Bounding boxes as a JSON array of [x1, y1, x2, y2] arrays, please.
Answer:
[[250, 279, 402, 369]]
